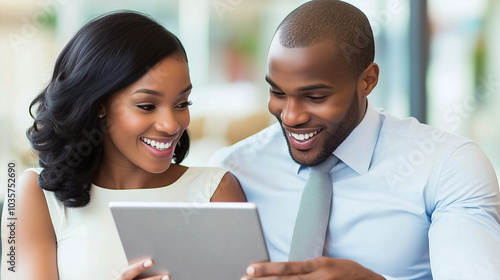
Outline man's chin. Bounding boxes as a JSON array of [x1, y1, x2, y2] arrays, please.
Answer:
[[289, 148, 328, 167]]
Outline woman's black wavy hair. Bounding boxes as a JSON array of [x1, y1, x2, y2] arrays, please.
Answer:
[[27, 11, 190, 207]]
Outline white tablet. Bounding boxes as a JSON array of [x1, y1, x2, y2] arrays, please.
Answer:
[[109, 201, 270, 279]]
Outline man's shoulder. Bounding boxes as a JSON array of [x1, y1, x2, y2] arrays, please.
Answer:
[[376, 108, 473, 148]]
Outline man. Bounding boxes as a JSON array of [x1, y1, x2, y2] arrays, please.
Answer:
[[210, 0, 500, 279]]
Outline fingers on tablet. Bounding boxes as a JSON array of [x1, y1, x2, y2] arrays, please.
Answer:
[[119, 259, 169, 280]]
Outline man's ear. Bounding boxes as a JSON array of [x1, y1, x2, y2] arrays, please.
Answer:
[[357, 63, 379, 97]]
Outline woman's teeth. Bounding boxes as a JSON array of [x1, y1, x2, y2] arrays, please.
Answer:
[[289, 130, 319, 141], [141, 137, 172, 151]]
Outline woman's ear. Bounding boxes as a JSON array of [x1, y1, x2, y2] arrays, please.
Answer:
[[98, 104, 106, 119], [357, 62, 379, 97]]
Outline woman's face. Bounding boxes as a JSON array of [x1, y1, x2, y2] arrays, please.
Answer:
[[101, 56, 192, 174]]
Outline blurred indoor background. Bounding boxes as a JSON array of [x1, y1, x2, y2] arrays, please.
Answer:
[[1, 0, 500, 202]]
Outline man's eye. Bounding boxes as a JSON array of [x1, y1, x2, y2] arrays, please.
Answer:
[[137, 104, 155, 111], [307, 96, 327, 102], [270, 89, 285, 97]]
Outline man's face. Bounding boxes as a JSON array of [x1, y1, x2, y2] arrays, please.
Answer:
[[266, 36, 367, 166]]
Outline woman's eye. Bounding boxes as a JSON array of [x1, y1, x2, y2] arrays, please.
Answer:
[[176, 100, 193, 109], [137, 104, 156, 111]]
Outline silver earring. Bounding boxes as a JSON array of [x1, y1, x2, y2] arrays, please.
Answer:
[[98, 113, 105, 119]]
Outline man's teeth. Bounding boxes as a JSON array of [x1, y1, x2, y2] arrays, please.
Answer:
[[289, 130, 319, 141], [141, 137, 172, 151]]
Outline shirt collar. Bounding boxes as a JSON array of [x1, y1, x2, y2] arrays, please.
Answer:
[[334, 102, 381, 174]]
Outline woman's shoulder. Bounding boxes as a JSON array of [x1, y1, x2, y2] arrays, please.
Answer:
[[15, 168, 61, 214], [17, 168, 46, 198], [182, 166, 229, 183], [18, 167, 42, 192], [181, 166, 245, 202], [185, 166, 228, 174]]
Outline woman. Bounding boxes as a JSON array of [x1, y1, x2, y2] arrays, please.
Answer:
[[1, 11, 245, 280]]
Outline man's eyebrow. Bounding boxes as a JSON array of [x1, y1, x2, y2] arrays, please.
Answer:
[[265, 76, 281, 90], [133, 84, 193, 96], [265, 76, 333, 92], [296, 84, 333, 92]]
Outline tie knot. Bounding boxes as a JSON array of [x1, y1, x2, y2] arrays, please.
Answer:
[[311, 155, 338, 173]]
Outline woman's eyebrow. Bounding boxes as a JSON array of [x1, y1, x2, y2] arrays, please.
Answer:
[[133, 89, 162, 96], [133, 84, 192, 97]]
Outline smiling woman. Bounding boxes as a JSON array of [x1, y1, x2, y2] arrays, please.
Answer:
[[96, 58, 192, 179], [0, 10, 245, 280]]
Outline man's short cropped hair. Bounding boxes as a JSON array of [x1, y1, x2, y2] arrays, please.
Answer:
[[277, 0, 375, 78]]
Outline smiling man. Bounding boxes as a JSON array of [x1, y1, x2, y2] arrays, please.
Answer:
[[209, 0, 500, 279], [265, 37, 372, 167]]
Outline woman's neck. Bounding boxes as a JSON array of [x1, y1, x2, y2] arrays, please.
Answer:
[[92, 161, 187, 190]]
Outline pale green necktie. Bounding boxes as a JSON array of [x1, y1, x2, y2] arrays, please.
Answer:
[[288, 155, 338, 261]]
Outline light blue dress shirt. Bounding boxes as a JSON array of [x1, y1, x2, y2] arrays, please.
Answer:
[[209, 104, 500, 280]]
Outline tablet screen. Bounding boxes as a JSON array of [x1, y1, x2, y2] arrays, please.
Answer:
[[110, 201, 269, 279]]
